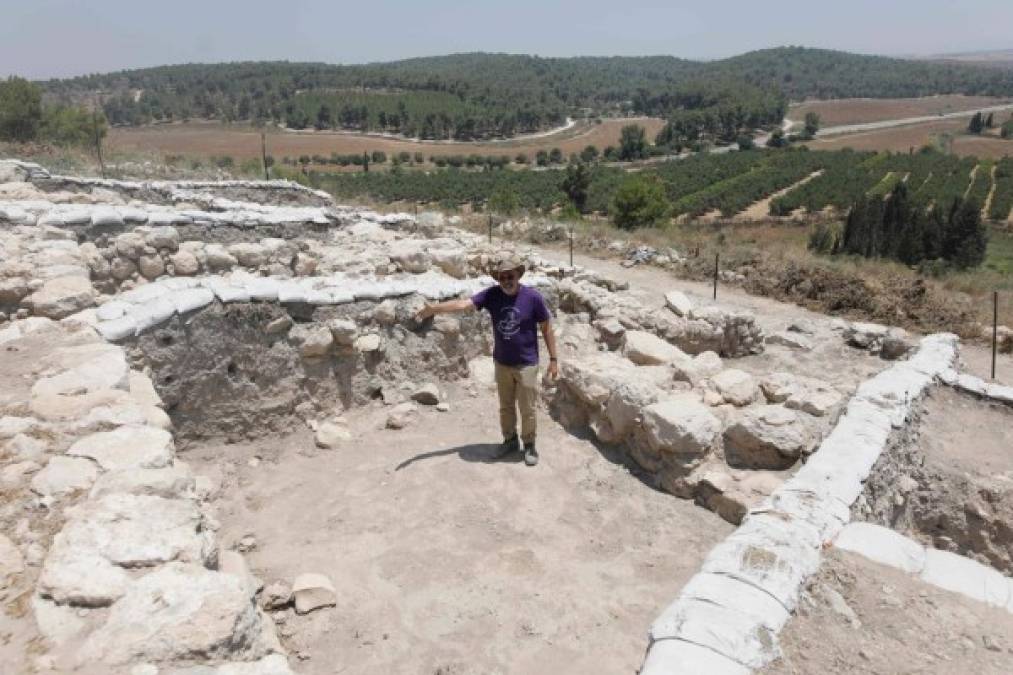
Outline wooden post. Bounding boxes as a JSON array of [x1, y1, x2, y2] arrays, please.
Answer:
[[713, 252, 719, 300], [261, 132, 269, 180], [92, 104, 106, 179], [488, 214, 493, 243], [994, 291, 999, 381], [569, 226, 574, 269]]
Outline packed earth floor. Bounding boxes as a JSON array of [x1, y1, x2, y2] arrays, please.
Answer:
[[190, 383, 733, 674]]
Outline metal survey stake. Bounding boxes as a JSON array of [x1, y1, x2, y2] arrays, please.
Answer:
[[261, 133, 269, 180], [569, 226, 574, 268], [713, 252, 719, 300], [488, 214, 492, 243], [994, 291, 999, 381]]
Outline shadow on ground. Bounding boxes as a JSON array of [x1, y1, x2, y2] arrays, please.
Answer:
[[395, 443, 524, 470]]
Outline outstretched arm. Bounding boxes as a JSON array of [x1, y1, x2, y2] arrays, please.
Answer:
[[539, 320, 559, 379], [415, 297, 476, 321]]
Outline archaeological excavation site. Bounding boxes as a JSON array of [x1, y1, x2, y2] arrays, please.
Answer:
[[0, 157, 1011, 675]]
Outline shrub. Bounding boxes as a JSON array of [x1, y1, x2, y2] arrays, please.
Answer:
[[610, 175, 670, 229]]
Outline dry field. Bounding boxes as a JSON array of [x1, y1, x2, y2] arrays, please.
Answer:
[[106, 117, 668, 162], [803, 118, 1013, 158], [788, 95, 1013, 127]]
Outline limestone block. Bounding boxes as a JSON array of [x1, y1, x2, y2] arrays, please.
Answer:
[[30, 456, 98, 497], [24, 275, 96, 319], [664, 290, 694, 317], [643, 396, 721, 456], [623, 330, 688, 366], [67, 425, 174, 471], [291, 573, 336, 614], [723, 405, 809, 470], [711, 369, 759, 407], [78, 563, 268, 665]]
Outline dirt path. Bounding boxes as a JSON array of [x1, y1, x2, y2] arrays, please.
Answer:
[[191, 382, 732, 674], [983, 163, 998, 220], [734, 170, 823, 222], [762, 548, 1013, 674]]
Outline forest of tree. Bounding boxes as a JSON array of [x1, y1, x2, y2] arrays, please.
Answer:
[[810, 182, 989, 269], [38, 47, 1013, 137]]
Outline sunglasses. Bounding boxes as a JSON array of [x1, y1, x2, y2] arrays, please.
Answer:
[[497, 272, 518, 281]]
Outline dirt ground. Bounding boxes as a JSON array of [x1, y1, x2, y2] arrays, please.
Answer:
[[804, 118, 1013, 159], [105, 118, 668, 163], [762, 548, 1013, 674], [788, 96, 1013, 127], [189, 381, 732, 675], [918, 385, 1013, 483]]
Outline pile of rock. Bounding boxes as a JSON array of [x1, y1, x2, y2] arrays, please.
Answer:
[[553, 329, 845, 523]]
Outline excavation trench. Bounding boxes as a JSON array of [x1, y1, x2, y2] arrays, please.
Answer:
[[855, 384, 1013, 575], [115, 296, 735, 673]]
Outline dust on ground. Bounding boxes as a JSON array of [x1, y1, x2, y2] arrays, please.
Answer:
[[188, 381, 733, 675], [762, 548, 1013, 674]]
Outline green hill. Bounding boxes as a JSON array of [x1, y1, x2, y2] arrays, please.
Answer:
[[38, 47, 1013, 139]]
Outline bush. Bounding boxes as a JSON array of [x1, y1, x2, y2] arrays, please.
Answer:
[[610, 175, 670, 229], [0, 76, 42, 142], [515, 153, 529, 164], [414, 152, 425, 164], [548, 147, 563, 164], [807, 222, 840, 254], [488, 186, 520, 215], [371, 150, 387, 163]]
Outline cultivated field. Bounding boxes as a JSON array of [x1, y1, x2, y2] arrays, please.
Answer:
[[788, 95, 1013, 127], [804, 117, 1013, 158], [106, 117, 668, 163]]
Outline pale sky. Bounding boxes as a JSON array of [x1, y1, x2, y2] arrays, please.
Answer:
[[2, 0, 1011, 79]]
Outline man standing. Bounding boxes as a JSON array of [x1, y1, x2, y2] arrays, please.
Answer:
[[415, 253, 558, 466]]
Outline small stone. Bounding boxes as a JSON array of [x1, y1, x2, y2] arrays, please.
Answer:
[[261, 581, 292, 611], [289, 324, 333, 359], [386, 402, 419, 430], [983, 635, 1002, 652], [169, 250, 200, 276], [237, 535, 257, 553], [711, 369, 759, 406], [411, 383, 440, 405], [664, 290, 694, 317], [354, 334, 381, 353], [328, 319, 358, 346], [315, 421, 352, 449], [137, 254, 165, 280], [292, 573, 336, 614], [436, 402, 450, 412], [265, 315, 293, 334], [372, 300, 397, 325]]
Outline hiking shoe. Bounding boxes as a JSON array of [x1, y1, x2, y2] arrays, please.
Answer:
[[523, 442, 539, 467], [495, 434, 520, 459]]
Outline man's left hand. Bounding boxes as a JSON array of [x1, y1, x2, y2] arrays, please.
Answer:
[[547, 359, 559, 379]]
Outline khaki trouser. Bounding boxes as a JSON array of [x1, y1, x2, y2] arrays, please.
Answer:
[[494, 361, 539, 445]]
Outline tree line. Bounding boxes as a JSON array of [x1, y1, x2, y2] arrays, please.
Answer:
[[0, 76, 105, 146], [810, 182, 988, 269]]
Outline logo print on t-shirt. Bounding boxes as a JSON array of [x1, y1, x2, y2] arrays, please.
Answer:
[[496, 306, 521, 340]]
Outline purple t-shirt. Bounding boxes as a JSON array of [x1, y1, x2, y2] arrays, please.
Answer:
[[471, 284, 551, 366]]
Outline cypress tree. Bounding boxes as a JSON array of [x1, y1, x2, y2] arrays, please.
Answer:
[[947, 200, 988, 269]]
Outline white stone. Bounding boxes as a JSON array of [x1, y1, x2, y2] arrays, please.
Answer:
[[145, 226, 180, 251], [354, 333, 381, 353], [834, 522, 926, 574], [711, 369, 759, 406], [0, 533, 25, 584], [170, 250, 200, 276], [89, 464, 195, 499], [664, 290, 694, 317], [386, 402, 419, 429], [920, 548, 1011, 608], [314, 421, 351, 449], [229, 243, 269, 268], [623, 330, 688, 366], [67, 425, 174, 472], [641, 639, 749, 675], [78, 562, 268, 665], [642, 396, 721, 455], [765, 331, 814, 350], [24, 275, 96, 319], [723, 405, 809, 470], [205, 244, 238, 271], [289, 324, 333, 358], [411, 383, 440, 405], [291, 573, 336, 614], [30, 456, 99, 497], [328, 318, 358, 345]]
